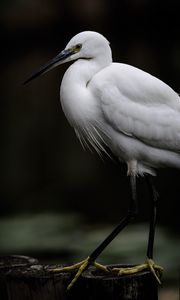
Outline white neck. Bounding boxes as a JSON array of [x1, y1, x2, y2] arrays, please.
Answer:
[[60, 50, 112, 127]]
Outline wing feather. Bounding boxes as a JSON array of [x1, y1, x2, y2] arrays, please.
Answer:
[[94, 63, 180, 151]]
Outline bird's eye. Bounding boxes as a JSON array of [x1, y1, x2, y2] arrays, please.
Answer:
[[76, 44, 82, 51]]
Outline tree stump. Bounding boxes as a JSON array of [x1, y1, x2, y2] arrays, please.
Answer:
[[0, 256, 159, 300]]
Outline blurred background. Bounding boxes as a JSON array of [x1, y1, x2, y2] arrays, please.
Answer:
[[1, 0, 180, 298]]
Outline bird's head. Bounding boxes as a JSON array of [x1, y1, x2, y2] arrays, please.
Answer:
[[24, 31, 111, 84]]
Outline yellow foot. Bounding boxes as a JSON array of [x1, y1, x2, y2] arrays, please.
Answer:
[[49, 257, 109, 290], [112, 258, 163, 284]]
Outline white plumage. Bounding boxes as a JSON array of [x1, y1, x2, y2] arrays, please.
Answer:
[[25, 30, 180, 176], [59, 31, 180, 176]]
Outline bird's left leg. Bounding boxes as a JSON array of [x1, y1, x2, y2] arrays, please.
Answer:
[[144, 175, 163, 282], [112, 174, 163, 283]]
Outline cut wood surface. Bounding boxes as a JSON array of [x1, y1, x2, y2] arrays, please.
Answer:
[[0, 255, 158, 300]]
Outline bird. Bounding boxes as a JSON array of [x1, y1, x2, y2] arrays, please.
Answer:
[[24, 30, 180, 289]]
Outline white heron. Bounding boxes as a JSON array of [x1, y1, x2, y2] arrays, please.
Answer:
[[24, 30, 180, 289]]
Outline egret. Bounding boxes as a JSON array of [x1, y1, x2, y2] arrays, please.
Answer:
[[24, 30, 180, 289]]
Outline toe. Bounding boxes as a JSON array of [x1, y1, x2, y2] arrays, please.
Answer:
[[67, 258, 90, 290]]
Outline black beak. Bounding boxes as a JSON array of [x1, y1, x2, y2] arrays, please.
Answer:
[[24, 49, 73, 85]]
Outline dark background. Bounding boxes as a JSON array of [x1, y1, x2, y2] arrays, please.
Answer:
[[1, 4, 180, 295]]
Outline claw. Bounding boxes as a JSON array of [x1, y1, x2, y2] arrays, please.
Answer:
[[146, 258, 163, 284], [93, 261, 109, 273], [112, 259, 163, 284], [48, 257, 110, 290], [49, 259, 88, 273], [67, 257, 90, 290]]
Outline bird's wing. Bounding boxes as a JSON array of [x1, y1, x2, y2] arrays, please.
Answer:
[[96, 63, 180, 151]]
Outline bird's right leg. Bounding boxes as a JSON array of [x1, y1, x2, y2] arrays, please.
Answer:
[[49, 162, 138, 290]]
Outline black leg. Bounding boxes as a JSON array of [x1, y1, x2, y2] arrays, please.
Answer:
[[146, 175, 158, 259], [65, 174, 162, 290], [88, 175, 138, 263]]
